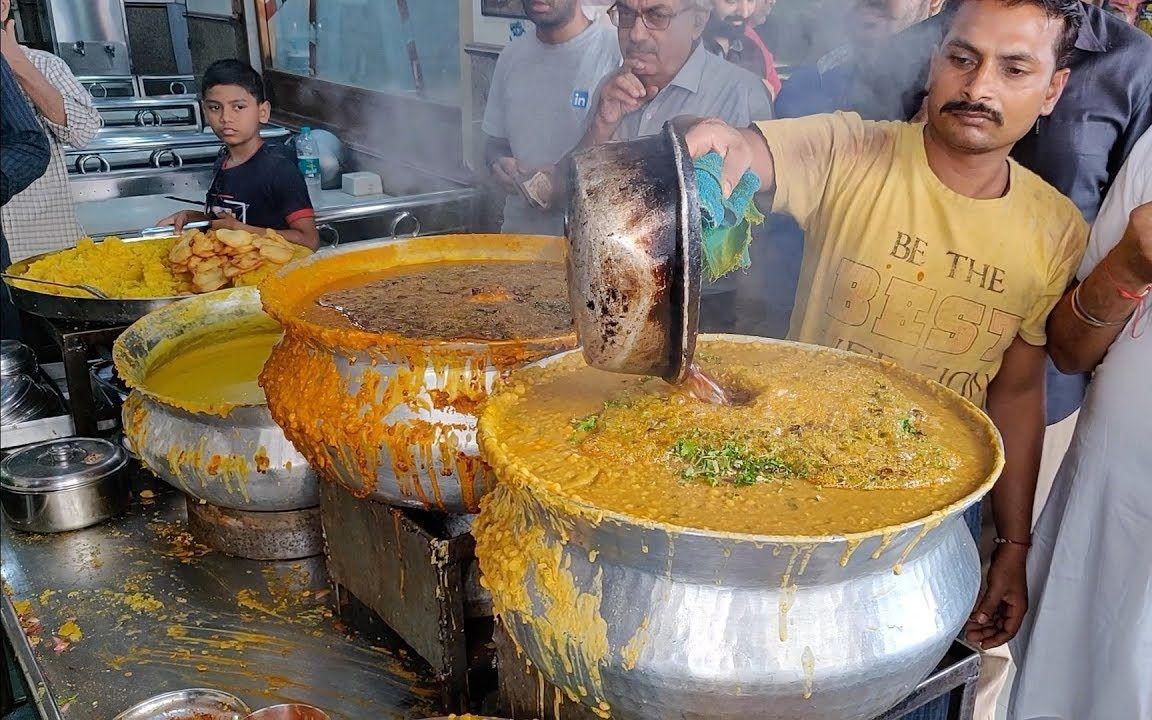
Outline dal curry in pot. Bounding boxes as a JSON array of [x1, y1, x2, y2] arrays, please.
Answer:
[[258, 234, 577, 513]]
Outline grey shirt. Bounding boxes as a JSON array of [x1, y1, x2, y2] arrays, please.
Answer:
[[603, 43, 774, 296], [483, 21, 621, 235], [608, 42, 774, 142]]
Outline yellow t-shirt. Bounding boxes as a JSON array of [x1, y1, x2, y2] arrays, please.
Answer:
[[755, 112, 1087, 406]]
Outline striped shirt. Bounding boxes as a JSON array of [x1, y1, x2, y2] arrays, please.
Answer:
[[1, 47, 101, 263]]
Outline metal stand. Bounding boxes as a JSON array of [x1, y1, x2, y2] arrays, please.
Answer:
[[37, 318, 127, 438], [185, 497, 324, 561], [494, 623, 981, 720], [320, 482, 493, 713]]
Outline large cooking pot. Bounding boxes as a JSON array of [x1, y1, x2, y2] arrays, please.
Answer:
[[475, 336, 1004, 720], [114, 287, 317, 512], [259, 234, 576, 514]]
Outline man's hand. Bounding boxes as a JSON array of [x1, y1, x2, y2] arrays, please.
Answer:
[[158, 209, 210, 233], [1110, 201, 1152, 286], [594, 60, 658, 129], [158, 210, 198, 233], [489, 156, 524, 195], [1, 16, 24, 63], [965, 544, 1029, 649], [684, 117, 774, 198], [210, 212, 244, 232]]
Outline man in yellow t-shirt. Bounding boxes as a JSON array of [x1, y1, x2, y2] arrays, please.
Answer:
[[683, 0, 1088, 653]]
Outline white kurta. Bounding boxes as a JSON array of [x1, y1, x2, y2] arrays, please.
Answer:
[[1008, 129, 1152, 720]]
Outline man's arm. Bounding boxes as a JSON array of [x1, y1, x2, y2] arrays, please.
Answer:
[[0, 58, 49, 204], [966, 335, 1046, 649], [1, 27, 100, 147], [1048, 204, 1152, 373]]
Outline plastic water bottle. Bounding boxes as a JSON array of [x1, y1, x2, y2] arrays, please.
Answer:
[[296, 127, 322, 198]]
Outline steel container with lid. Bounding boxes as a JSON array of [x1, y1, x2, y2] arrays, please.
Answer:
[[1, 438, 131, 533]]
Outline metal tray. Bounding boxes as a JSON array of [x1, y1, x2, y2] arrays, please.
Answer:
[[114, 688, 250, 720], [3, 234, 199, 325]]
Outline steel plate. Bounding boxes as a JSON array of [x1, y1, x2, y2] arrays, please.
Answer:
[[114, 688, 250, 720]]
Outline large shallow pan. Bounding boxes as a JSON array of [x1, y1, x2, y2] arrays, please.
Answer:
[[3, 234, 190, 325]]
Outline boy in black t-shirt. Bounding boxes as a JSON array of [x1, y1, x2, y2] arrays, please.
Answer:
[[158, 60, 319, 249]]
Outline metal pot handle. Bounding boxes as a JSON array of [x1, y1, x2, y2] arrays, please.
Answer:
[[149, 149, 183, 169], [389, 211, 420, 238], [75, 154, 112, 174], [135, 109, 164, 127], [89, 82, 108, 98], [170, 80, 187, 95], [317, 223, 340, 247]]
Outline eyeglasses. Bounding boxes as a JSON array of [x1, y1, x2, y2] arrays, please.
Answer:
[[608, 2, 692, 31]]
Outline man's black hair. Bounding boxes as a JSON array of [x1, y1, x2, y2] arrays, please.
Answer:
[[201, 59, 267, 104], [947, 0, 1082, 69]]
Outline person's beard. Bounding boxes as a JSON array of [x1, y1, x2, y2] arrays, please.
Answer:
[[706, 12, 747, 41]]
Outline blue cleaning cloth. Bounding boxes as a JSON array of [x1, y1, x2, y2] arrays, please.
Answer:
[[694, 152, 764, 281]]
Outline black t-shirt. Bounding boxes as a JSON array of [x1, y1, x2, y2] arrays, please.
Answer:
[[205, 142, 314, 231]]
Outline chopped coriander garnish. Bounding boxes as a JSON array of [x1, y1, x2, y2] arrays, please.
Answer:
[[569, 413, 600, 441], [670, 436, 805, 486], [898, 410, 924, 436]]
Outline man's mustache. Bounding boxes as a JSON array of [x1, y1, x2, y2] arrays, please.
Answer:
[[723, 14, 746, 24], [940, 100, 1004, 126]]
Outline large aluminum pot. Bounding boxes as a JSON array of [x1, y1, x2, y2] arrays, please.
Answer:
[[475, 337, 1004, 720], [114, 288, 318, 512], [259, 234, 576, 514]]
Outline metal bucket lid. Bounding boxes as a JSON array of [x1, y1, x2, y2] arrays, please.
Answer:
[[0, 340, 37, 377], [1, 438, 127, 493]]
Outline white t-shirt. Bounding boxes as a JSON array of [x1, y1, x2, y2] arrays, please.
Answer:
[[483, 20, 621, 235], [1009, 128, 1150, 720]]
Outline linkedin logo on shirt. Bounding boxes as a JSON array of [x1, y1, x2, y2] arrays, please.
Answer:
[[572, 90, 590, 109]]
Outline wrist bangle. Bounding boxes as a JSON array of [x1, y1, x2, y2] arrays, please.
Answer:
[[1100, 258, 1150, 339], [993, 537, 1032, 548], [1071, 282, 1132, 328]]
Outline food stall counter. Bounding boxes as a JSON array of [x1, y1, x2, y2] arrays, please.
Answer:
[[0, 471, 440, 720]]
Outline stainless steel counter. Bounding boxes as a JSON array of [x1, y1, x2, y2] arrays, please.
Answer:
[[1, 472, 440, 720]]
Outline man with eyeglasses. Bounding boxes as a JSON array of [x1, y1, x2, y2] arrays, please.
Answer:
[[581, 0, 774, 330], [582, 0, 772, 149]]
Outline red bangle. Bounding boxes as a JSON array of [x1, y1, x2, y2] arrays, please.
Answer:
[[1099, 258, 1151, 338], [1099, 258, 1151, 301]]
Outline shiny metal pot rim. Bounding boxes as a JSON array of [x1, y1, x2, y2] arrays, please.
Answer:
[[262, 235, 576, 355], [114, 688, 250, 720], [502, 334, 1005, 546]]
